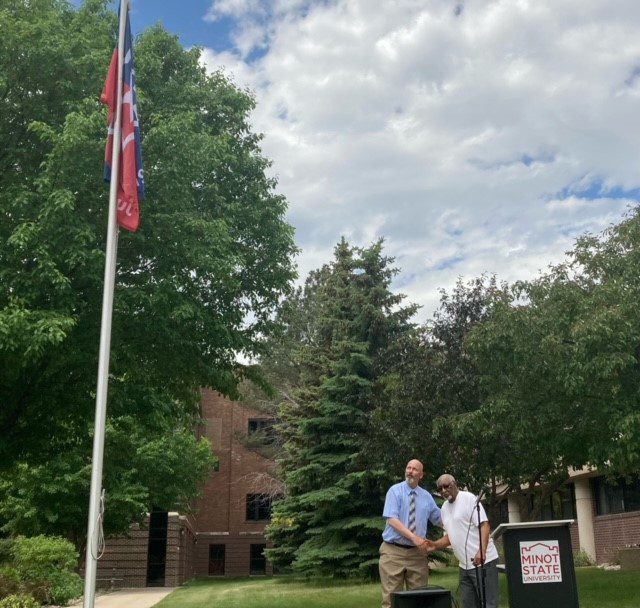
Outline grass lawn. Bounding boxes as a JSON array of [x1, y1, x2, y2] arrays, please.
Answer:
[[155, 567, 640, 608]]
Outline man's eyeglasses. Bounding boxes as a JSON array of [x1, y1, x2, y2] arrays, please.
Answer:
[[437, 483, 452, 491]]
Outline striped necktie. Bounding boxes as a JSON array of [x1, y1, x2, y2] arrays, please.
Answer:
[[408, 490, 416, 533]]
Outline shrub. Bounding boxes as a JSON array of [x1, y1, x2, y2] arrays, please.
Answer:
[[0, 595, 40, 608], [18, 582, 49, 606], [12, 536, 82, 606], [574, 549, 595, 567], [442, 549, 459, 568], [0, 568, 20, 600], [0, 541, 14, 566]]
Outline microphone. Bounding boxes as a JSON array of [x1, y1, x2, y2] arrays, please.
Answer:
[[475, 485, 490, 504]]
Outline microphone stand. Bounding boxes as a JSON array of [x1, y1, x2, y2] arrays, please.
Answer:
[[474, 488, 488, 608]]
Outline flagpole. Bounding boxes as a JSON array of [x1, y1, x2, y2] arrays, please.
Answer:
[[83, 2, 129, 606]]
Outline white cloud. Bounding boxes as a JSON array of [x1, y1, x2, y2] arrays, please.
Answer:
[[204, 0, 266, 22], [201, 0, 640, 321]]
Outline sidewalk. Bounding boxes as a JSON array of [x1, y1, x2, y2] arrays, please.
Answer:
[[70, 588, 176, 608]]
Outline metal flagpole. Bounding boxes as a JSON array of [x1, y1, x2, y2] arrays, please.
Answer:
[[83, 2, 129, 606]]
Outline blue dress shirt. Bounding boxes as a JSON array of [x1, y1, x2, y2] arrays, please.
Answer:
[[382, 480, 442, 545]]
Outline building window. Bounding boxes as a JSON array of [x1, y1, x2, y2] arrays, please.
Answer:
[[592, 475, 640, 515], [246, 494, 274, 521], [530, 485, 576, 521], [488, 498, 510, 530], [250, 543, 267, 575], [248, 419, 277, 445], [208, 544, 225, 575]]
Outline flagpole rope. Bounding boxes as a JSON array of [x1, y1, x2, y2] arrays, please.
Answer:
[[91, 489, 106, 561]]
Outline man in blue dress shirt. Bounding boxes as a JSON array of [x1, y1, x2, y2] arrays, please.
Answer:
[[379, 459, 442, 608]]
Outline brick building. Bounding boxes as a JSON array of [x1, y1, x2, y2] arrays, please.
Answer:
[[495, 467, 640, 565], [96, 390, 279, 586], [191, 390, 280, 577]]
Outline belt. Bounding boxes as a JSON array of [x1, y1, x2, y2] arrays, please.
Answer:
[[386, 541, 414, 549]]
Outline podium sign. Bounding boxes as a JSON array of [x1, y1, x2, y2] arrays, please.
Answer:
[[391, 587, 452, 608], [492, 520, 579, 608], [520, 539, 562, 583]]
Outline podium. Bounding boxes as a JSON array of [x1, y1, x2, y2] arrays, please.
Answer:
[[492, 520, 579, 608], [391, 587, 452, 608]]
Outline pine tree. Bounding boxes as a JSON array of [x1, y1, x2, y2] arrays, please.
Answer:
[[266, 239, 418, 577]]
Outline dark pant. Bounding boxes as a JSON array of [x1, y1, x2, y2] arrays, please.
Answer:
[[459, 558, 499, 608]]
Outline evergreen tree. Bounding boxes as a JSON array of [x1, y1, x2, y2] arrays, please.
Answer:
[[266, 239, 418, 578]]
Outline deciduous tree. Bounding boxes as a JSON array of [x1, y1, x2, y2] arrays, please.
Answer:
[[372, 276, 509, 498], [0, 0, 296, 543]]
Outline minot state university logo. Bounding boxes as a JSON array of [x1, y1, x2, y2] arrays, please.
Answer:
[[519, 540, 562, 584]]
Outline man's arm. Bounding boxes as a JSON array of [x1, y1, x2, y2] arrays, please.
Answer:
[[425, 533, 451, 552], [386, 518, 430, 553], [429, 503, 443, 528], [473, 521, 490, 566]]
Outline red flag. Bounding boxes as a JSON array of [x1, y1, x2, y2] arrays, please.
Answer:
[[100, 4, 145, 232]]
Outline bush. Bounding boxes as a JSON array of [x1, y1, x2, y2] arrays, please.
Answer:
[[0, 567, 20, 600], [442, 549, 459, 568], [12, 536, 82, 606], [0, 541, 14, 566], [574, 549, 595, 567], [0, 595, 39, 608]]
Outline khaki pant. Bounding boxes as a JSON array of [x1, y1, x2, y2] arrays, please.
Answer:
[[379, 541, 429, 608]]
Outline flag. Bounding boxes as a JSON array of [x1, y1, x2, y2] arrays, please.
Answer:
[[100, 1, 145, 232]]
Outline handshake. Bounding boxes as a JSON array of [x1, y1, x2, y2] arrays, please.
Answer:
[[417, 538, 437, 555]]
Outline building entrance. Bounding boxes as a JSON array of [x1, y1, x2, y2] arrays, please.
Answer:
[[250, 543, 266, 575], [209, 544, 225, 575], [146, 510, 168, 586]]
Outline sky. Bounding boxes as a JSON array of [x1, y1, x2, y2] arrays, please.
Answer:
[[94, 0, 640, 321]]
